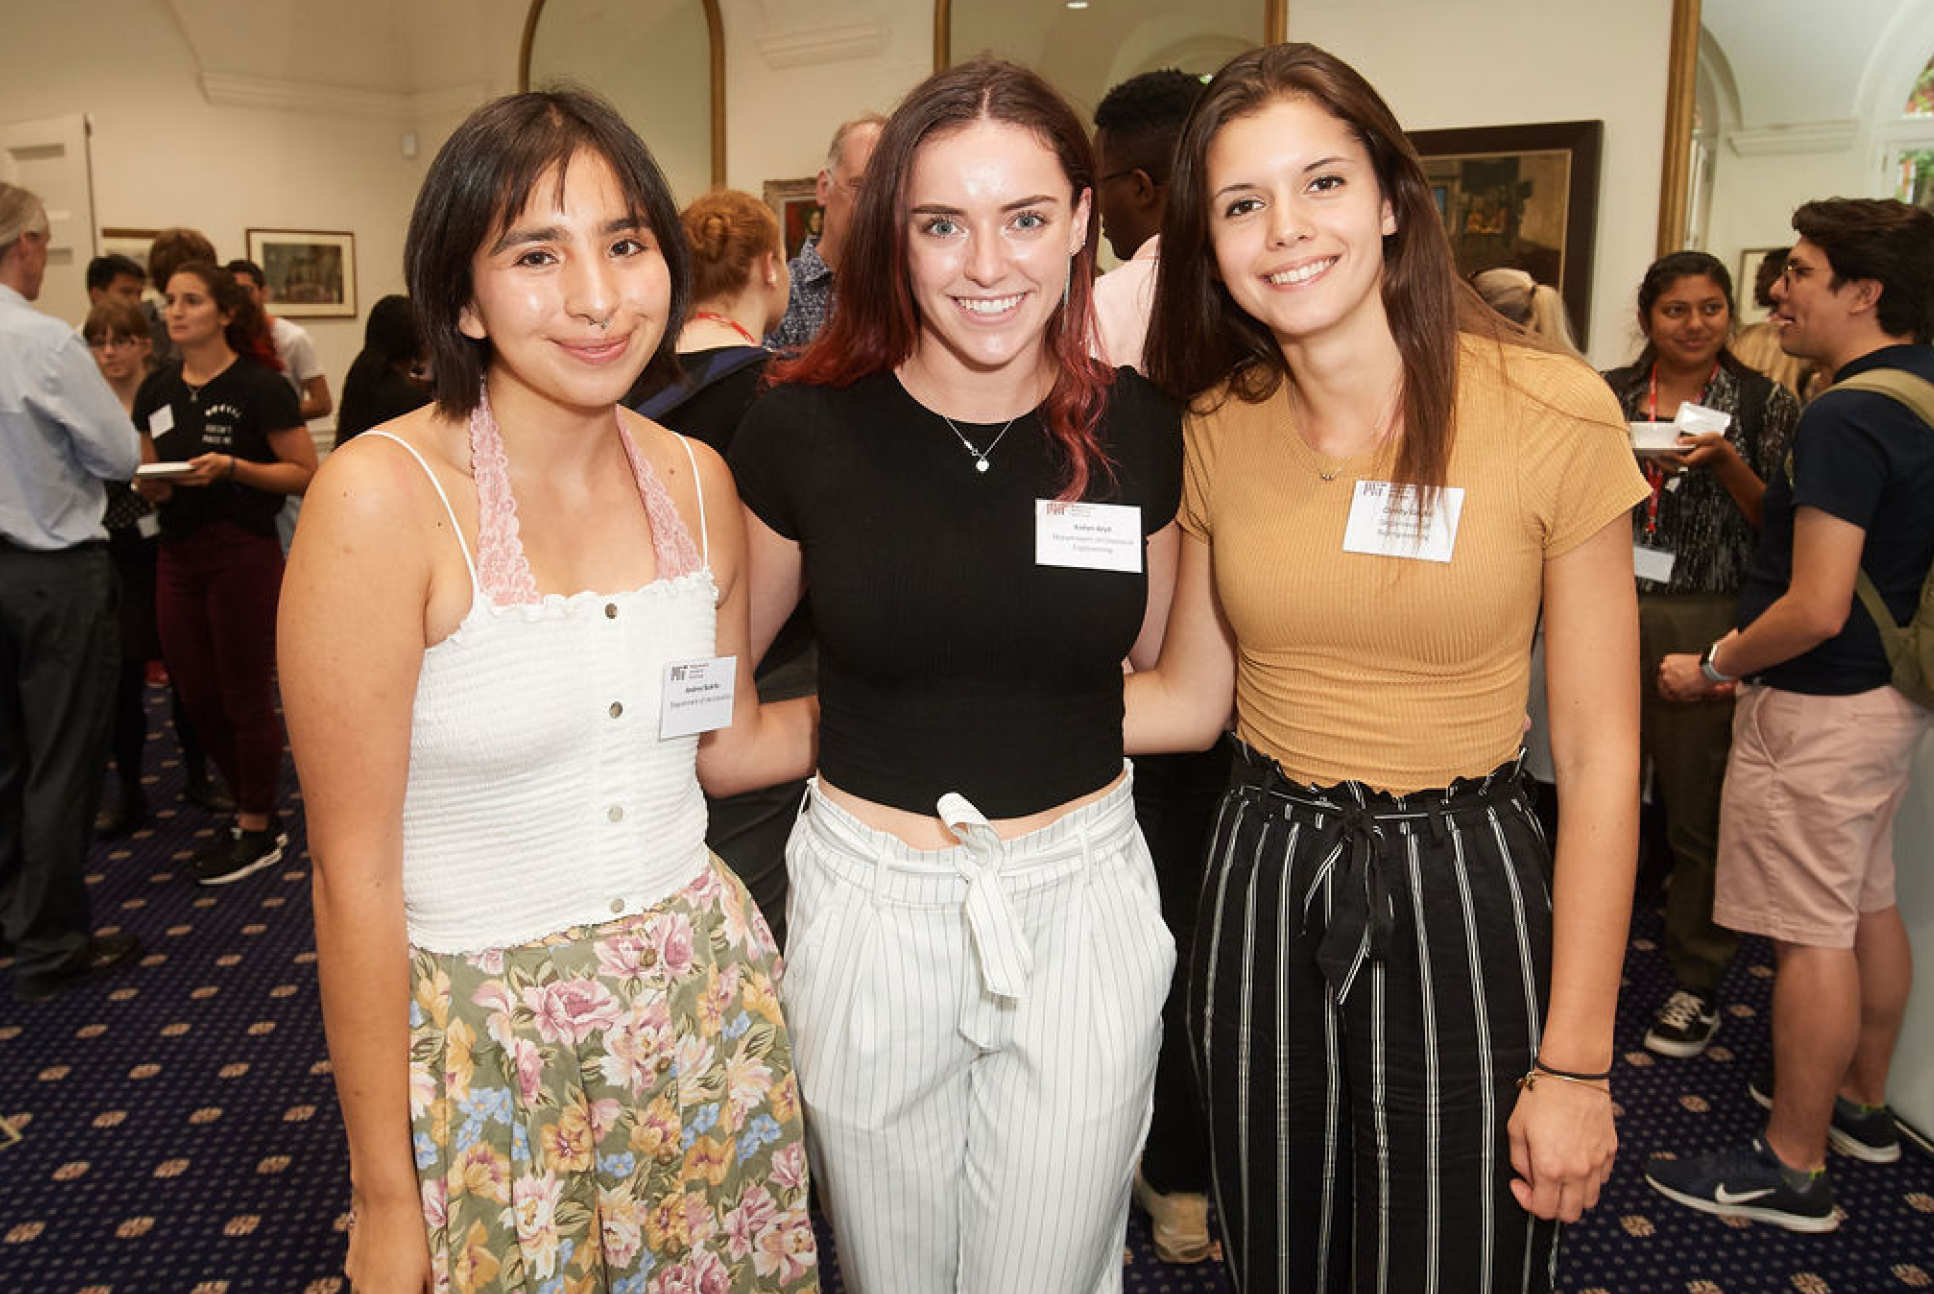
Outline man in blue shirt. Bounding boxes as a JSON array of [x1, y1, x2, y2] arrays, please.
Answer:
[[1647, 198, 1934, 1231], [0, 183, 144, 1002], [767, 114, 883, 352]]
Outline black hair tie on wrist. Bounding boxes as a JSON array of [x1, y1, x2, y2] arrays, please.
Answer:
[[1534, 1058, 1612, 1083]]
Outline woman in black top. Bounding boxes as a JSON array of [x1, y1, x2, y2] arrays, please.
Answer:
[[1601, 252, 1799, 1060], [334, 294, 430, 446], [729, 59, 1182, 1292], [133, 260, 315, 884], [628, 187, 789, 451]]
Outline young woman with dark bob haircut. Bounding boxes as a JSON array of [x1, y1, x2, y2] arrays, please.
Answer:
[[280, 90, 819, 1294], [729, 57, 1182, 1293], [1127, 44, 1647, 1291]]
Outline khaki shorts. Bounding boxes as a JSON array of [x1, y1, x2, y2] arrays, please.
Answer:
[[1714, 682, 1929, 948]]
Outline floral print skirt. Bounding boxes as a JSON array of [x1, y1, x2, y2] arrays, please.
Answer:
[[408, 856, 820, 1294]]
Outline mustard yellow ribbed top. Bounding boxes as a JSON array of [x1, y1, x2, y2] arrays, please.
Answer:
[[1180, 334, 1648, 794]]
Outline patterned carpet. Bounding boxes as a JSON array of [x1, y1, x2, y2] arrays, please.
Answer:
[[2, 691, 1931, 1292]]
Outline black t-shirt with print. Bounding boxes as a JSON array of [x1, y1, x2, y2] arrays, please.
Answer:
[[133, 358, 303, 539]]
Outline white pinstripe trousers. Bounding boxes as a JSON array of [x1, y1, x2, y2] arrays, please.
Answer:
[[781, 770, 1175, 1294]]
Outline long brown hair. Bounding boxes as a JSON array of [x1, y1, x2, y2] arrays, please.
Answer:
[[1147, 43, 1506, 494], [772, 57, 1113, 501], [168, 261, 282, 372]]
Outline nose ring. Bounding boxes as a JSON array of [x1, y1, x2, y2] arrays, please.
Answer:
[[593, 315, 611, 331]]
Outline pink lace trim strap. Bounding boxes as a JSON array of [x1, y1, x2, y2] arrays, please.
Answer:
[[617, 424, 706, 581], [468, 391, 541, 606]]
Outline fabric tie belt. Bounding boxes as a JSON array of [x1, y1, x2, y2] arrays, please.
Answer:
[[1230, 745, 1528, 1006], [936, 792, 1034, 1001]]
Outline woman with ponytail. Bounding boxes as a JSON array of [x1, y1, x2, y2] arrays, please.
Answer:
[[729, 56, 1183, 1293], [132, 259, 315, 884]]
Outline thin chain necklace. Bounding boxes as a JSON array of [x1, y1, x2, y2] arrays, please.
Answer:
[[1293, 377, 1403, 482], [940, 412, 1020, 474]]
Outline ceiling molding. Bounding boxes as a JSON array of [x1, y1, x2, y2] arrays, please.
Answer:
[[756, 18, 889, 68], [1727, 118, 1861, 156], [199, 71, 489, 122]]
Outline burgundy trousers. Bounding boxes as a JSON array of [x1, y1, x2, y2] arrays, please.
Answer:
[[155, 523, 285, 817]]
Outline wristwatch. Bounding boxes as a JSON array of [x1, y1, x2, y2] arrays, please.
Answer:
[[1700, 639, 1736, 684]]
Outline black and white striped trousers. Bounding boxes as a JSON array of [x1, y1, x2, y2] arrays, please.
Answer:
[[1187, 741, 1562, 1294]]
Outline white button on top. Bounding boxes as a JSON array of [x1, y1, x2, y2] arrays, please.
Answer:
[[610, 897, 625, 914], [607, 805, 624, 823]]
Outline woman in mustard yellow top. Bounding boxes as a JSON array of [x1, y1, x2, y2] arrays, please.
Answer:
[[1126, 45, 1648, 1293]]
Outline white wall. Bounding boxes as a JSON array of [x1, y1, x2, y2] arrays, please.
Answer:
[[2, 2, 446, 438]]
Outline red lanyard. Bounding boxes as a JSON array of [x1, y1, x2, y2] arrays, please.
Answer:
[[1640, 362, 1719, 539], [692, 311, 759, 346]]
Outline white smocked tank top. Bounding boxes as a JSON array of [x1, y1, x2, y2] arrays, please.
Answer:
[[363, 395, 716, 954]]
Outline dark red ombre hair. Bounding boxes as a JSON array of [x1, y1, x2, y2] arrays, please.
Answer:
[[773, 58, 1113, 500]]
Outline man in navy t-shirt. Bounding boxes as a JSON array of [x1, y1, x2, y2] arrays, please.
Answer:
[[1646, 198, 1934, 1232]]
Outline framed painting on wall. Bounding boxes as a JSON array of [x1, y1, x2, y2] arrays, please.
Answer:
[[763, 178, 821, 263], [244, 229, 357, 318], [1406, 120, 1604, 346], [98, 227, 160, 280]]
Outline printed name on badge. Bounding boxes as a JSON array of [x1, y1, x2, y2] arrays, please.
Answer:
[[1633, 545, 1676, 584], [660, 656, 737, 739], [148, 405, 175, 435], [1341, 481, 1465, 564], [1035, 500, 1143, 573]]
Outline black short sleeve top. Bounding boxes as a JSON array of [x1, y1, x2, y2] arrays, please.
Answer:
[[730, 368, 1182, 817], [1737, 344, 1934, 693], [133, 358, 304, 539]]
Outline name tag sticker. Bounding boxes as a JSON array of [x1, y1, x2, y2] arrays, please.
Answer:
[[1341, 481, 1465, 563], [1035, 500, 1142, 573], [1673, 402, 1732, 436], [660, 656, 737, 739], [1633, 545, 1676, 584], [148, 405, 175, 435]]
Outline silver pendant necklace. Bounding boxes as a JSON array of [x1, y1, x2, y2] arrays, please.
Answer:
[[941, 412, 1020, 474]]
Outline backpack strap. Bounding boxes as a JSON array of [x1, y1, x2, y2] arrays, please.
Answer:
[[1785, 368, 1934, 637], [631, 347, 768, 422]]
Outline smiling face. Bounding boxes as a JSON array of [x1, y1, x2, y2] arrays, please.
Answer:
[[459, 149, 671, 414], [1203, 94, 1395, 353], [1644, 273, 1731, 375], [164, 270, 230, 350], [1770, 237, 1867, 367], [901, 118, 1089, 381]]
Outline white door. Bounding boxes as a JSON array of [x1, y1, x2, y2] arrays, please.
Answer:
[[1, 113, 97, 328]]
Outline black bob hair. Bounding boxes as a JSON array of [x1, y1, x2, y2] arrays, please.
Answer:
[[404, 89, 691, 417]]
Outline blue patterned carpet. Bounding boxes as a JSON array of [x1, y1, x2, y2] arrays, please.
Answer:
[[2, 691, 1931, 1292]]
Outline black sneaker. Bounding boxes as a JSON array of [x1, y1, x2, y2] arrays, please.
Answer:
[[1644, 988, 1721, 1058], [1645, 1138, 1838, 1233], [193, 818, 287, 886], [1748, 1064, 1901, 1163]]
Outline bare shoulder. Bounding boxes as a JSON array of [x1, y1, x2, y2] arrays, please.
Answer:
[[1467, 334, 1625, 431], [617, 408, 739, 507], [304, 405, 465, 540]]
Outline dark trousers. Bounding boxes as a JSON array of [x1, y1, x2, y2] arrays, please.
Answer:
[[1638, 593, 1740, 994], [155, 524, 286, 816], [1132, 744, 1230, 1195], [1189, 743, 1561, 1293], [0, 541, 117, 976]]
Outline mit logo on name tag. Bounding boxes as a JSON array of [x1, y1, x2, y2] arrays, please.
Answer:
[[1341, 480, 1465, 564]]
